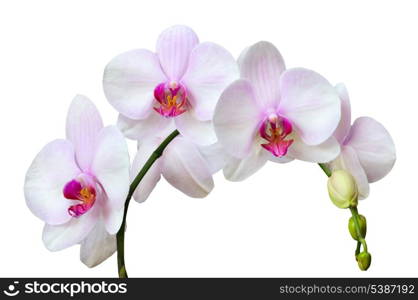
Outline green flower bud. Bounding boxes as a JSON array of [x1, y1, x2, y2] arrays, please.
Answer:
[[327, 170, 358, 209], [357, 252, 371, 271], [348, 215, 367, 240]]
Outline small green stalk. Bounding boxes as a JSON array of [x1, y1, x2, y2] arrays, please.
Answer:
[[319, 163, 332, 177]]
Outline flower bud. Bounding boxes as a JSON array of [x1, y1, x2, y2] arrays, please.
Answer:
[[357, 252, 371, 271], [327, 170, 358, 209], [348, 215, 367, 240]]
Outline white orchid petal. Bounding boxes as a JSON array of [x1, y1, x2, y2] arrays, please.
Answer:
[[117, 112, 174, 141], [198, 142, 229, 174], [24, 139, 80, 225], [42, 205, 99, 251], [213, 79, 262, 158], [101, 200, 124, 235], [288, 135, 340, 163], [66, 95, 103, 172], [156, 25, 199, 80], [162, 137, 214, 198], [279, 68, 341, 145], [223, 142, 269, 181], [91, 126, 130, 210], [268, 155, 294, 164], [80, 221, 117, 268], [182, 42, 239, 121], [331, 146, 370, 199], [345, 117, 396, 182], [103, 49, 166, 119], [131, 138, 163, 203], [239, 41, 285, 110], [333, 83, 351, 143], [174, 111, 217, 146]]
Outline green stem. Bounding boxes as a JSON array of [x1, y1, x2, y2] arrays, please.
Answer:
[[116, 130, 180, 278], [317, 164, 369, 254], [350, 207, 368, 253], [355, 241, 361, 256], [318, 163, 332, 177]]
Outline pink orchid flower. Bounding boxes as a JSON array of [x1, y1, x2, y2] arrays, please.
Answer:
[[213, 41, 341, 181], [131, 135, 226, 203], [24, 95, 130, 267], [103, 25, 239, 146], [329, 83, 396, 199]]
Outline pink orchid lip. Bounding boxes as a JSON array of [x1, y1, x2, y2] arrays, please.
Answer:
[[153, 81, 188, 118], [259, 113, 294, 157], [63, 175, 97, 217]]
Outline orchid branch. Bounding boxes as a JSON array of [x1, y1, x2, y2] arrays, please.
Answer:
[[116, 130, 180, 278], [318, 163, 371, 270], [349, 207, 368, 253]]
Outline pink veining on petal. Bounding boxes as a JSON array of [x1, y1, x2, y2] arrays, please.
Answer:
[[259, 114, 294, 157], [63, 176, 97, 218], [153, 81, 188, 117]]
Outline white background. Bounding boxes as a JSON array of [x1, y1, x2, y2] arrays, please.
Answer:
[[0, 0, 417, 277]]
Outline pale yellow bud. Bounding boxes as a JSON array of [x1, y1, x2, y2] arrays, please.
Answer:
[[327, 170, 358, 209]]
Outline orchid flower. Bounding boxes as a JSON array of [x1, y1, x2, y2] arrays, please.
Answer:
[[103, 25, 239, 146], [24, 95, 130, 267], [213, 41, 341, 181], [131, 135, 226, 203], [328, 83, 396, 199]]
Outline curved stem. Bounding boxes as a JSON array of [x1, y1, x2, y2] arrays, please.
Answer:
[[116, 130, 180, 278]]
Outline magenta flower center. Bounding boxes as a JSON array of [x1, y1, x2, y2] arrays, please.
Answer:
[[153, 81, 188, 117], [259, 113, 294, 157], [63, 175, 97, 217]]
